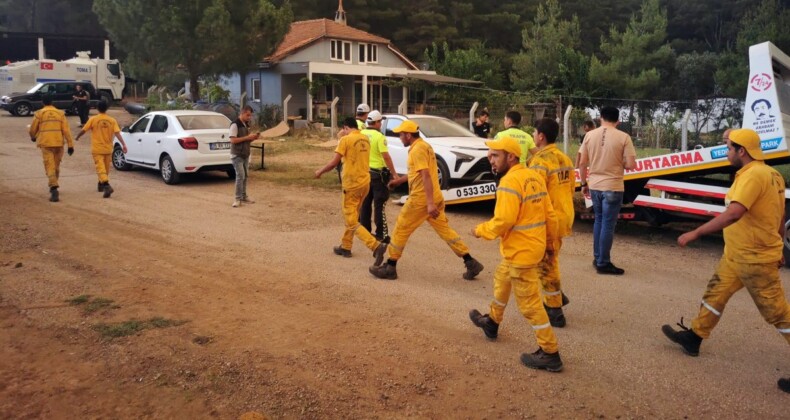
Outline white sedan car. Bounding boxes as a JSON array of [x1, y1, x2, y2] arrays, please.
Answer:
[[112, 110, 235, 184], [379, 114, 493, 189]]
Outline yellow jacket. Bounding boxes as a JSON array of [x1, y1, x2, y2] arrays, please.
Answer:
[[475, 164, 558, 266], [529, 144, 575, 237], [29, 105, 73, 148]]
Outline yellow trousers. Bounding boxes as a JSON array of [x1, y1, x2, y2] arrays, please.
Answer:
[[691, 256, 790, 344], [539, 239, 564, 308], [92, 153, 112, 183], [386, 199, 469, 261], [489, 260, 558, 353], [40, 146, 64, 188], [341, 185, 378, 251]]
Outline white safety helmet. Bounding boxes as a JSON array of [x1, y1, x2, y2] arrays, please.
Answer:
[[356, 103, 370, 114], [366, 110, 383, 125]]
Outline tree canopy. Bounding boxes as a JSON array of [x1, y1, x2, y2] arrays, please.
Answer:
[[93, 0, 292, 100]]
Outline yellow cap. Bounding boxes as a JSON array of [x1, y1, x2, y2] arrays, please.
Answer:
[[729, 128, 765, 160], [393, 120, 419, 134], [485, 136, 521, 157]]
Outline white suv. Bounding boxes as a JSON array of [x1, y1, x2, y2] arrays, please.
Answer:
[[379, 114, 493, 189]]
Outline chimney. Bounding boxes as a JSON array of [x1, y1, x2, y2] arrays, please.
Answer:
[[334, 0, 347, 26]]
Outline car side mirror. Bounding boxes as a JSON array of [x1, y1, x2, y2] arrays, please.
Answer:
[[122, 126, 130, 133]]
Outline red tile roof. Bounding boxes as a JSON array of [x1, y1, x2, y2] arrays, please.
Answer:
[[266, 18, 414, 68]]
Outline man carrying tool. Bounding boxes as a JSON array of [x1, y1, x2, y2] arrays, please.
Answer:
[[661, 128, 790, 394], [468, 136, 563, 372]]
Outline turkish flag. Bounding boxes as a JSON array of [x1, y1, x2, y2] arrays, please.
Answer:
[[40, 62, 53, 70]]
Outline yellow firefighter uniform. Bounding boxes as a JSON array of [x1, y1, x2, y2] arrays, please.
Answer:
[[29, 105, 74, 188], [495, 128, 536, 164], [690, 160, 790, 343], [335, 129, 378, 252], [386, 137, 470, 260], [83, 113, 121, 183], [529, 144, 576, 308], [474, 163, 560, 353]]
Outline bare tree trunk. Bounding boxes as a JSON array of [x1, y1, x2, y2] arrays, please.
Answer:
[[189, 73, 200, 102]]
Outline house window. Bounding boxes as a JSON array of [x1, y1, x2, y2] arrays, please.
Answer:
[[251, 78, 260, 102], [330, 39, 351, 63], [359, 43, 378, 64]]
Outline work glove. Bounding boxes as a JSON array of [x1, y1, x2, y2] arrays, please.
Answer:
[[67, 147, 74, 156]]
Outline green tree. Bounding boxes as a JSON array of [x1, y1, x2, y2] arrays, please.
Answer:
[[588, 0, 675, 100], [93, 0, 292, 100], [424, 42, 504, 89], [510, 0, 588, 100], [715, 0, 790, 98]]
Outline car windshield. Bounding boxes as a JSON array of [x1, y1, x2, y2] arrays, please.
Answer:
[[410, 117, 476, 138], [176, 114, 231, 130], [27, 83, 44, 93]]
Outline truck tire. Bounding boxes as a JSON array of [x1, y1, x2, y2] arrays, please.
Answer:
[[99, 91, 113, 105]]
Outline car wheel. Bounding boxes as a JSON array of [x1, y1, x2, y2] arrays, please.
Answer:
[[436, 157, 450, 190], [160, 155, 181, 185], [13, 102, 31, 116], [112, 145, 132, 171], [226, 169, 236, 179]]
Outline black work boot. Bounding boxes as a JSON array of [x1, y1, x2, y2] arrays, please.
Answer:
[[103, 183, 114, 198], [778, 377, 790, 393], [463, 258, 484, 280], [469, 309, 499, 340], [520, 348, 563, 372], [561, 292, 570, 306], [49, 187, 59, 202], [662, 318, 702, 356], [372, 241, 388, 266], [97, 182, 103, 192], [369, 263, 397, 280], [333, 246, 352, 258], [544, 305, 566, 328]]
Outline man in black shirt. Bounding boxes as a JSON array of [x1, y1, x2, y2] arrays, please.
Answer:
[[473, 110, 491, 138], [72, 84, 90, 127]]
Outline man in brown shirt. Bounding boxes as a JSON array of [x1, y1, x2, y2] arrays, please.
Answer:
[[577, 106, 636, 275]]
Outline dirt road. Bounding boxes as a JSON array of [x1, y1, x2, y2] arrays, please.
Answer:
[[1, 110, 788, 419]]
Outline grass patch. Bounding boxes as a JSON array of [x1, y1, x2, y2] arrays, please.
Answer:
[[66, 295, 120, 314], [66, 294, 91, 305], [84, 297, 119, 314], [93, 317, 188, 339]]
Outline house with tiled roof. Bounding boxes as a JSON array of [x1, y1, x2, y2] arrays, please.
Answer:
[[218, 1, 477, 121]]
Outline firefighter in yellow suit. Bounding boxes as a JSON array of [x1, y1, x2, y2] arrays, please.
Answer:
[[369, 119, 484, 281], [661, 128, 790, 394], [469, 136, 563, 372], [29, 95, 74, 202], [75, 100, 128, 198], [529, 118, 576, 328], [315, 117, 388, 263]]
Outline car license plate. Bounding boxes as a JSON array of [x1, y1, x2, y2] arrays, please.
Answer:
[[210, 142, 230, 150], [453, 182, 497, 199]]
